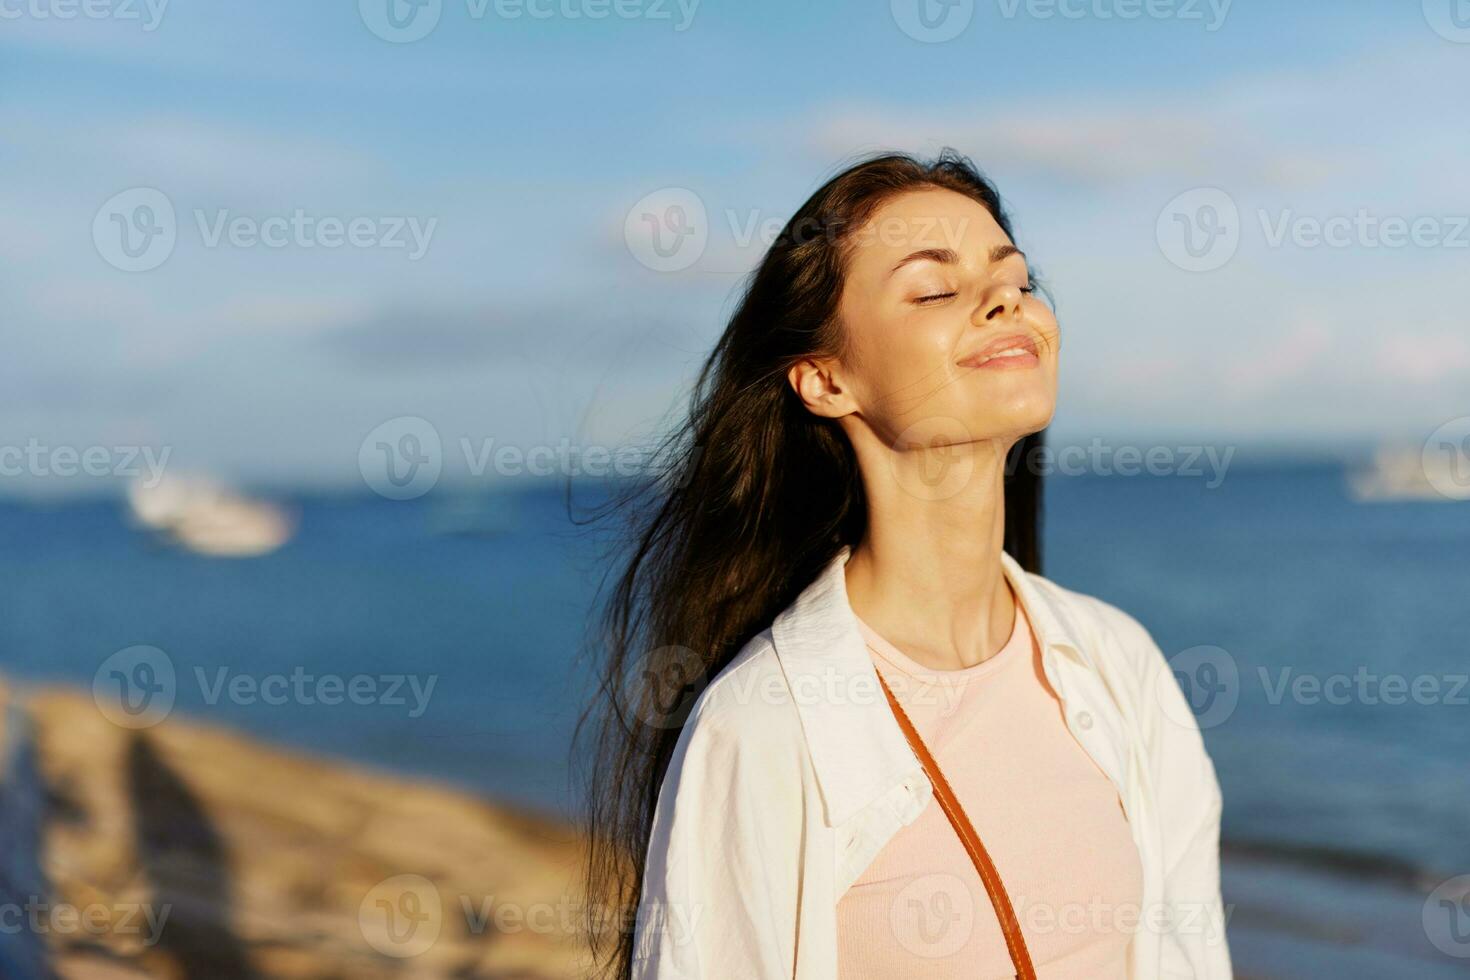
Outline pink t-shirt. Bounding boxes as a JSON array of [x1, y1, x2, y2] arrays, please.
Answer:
[[836, 597, 1143, 979]]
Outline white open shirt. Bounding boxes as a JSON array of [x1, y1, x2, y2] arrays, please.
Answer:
[[631, 545, 1233, 978]]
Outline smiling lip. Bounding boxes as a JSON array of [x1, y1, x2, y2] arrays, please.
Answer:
[[957, 333, 1041, 370]]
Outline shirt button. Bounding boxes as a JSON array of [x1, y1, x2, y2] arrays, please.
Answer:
[[1076, 710, 1094, 730]]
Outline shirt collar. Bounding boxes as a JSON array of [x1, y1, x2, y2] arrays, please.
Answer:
[[769, 544, 1087, 828]]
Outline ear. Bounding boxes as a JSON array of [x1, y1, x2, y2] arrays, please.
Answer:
[[787, 356, 857, 419]]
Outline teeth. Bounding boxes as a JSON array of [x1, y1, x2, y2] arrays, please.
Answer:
[[982, 347, 1031, 361]]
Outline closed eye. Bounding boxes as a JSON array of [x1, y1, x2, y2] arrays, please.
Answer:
[[917, 275, 1036, 305]]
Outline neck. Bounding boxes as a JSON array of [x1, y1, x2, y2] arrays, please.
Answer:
[[842, 438, 1018, 672]]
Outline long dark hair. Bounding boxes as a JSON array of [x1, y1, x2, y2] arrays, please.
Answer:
[[576, 149, 1045, 978]]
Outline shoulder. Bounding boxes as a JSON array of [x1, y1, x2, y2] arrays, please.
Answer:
[[1018, 568, 1170, 679], [1008, 564, 1225, 838], [667, 629, 808, 769], [1022, 569, 1220, 801]]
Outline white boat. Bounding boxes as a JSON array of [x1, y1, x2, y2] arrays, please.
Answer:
[[1346, 444, 1470, 502], [126, 475, 295, 557]]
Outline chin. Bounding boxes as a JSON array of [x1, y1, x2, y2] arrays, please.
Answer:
[[964, 392, 1055, 441], [987, 414, 1053, 449]]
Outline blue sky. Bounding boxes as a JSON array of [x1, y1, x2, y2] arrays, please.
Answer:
[[4, 0, 1468, 492]]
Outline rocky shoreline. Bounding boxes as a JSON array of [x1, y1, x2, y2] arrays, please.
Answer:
[[0, 679, 595, 979]]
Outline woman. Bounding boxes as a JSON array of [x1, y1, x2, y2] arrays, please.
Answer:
[[580, 150, 1231, 978]]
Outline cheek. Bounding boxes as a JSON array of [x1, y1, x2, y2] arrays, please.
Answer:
[[1035, 310, 1062, 355], [868, 315, 957, 377], [845, 308, 954, 389]]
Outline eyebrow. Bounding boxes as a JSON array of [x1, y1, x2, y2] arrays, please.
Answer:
[[888, 243, 1025, 276]]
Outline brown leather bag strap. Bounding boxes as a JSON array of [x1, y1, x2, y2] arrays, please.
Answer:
[[875, 667, 1038, 980]]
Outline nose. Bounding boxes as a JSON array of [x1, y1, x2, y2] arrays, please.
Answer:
[[978, 283, 1025, 323]]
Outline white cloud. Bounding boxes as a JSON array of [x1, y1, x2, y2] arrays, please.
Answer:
[[793, 46, 1467, 199]]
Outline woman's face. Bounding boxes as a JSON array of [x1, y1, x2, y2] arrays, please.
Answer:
[[803, 187, 1060, 455]]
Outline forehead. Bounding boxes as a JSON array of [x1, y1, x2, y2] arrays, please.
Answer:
[[844, 187, 1011, 270]]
